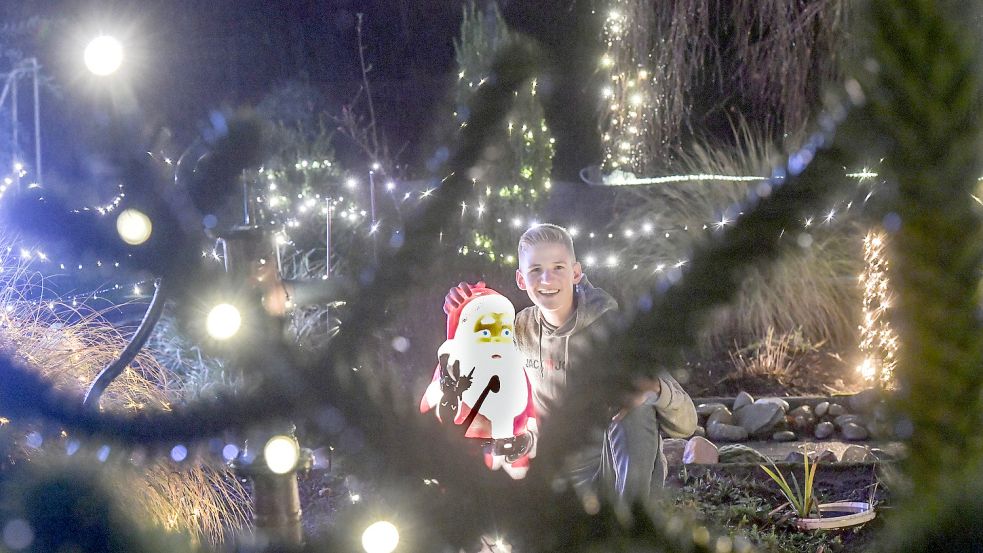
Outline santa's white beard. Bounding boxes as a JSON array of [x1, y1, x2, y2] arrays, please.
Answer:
[[457, 343, 528, 439]]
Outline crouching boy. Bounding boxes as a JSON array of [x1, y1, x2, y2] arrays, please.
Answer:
[[447, 224, 697, 504]]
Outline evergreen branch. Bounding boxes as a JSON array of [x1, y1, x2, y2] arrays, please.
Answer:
[[867, 0, 983, 497]]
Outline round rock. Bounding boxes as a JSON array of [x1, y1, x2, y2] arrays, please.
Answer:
[[707, 422, 749, 442], [834, 414, 863, 428], [696, 402, 728, 418], [707, 407, 734, 427], [719, 444, 770, 464], [755, 397, 790, 413], [735, 402, 784, 437], [733, 391, 755, 411], [849, 388, 884, 413], [816, 449, 838, 464], [784, 450, 806, 464], [772, 430, 797, 442], [788, 405, 814, 418], [815, 401, 830, 417], [841, 444, 874, 463], [683, 436, 720, 464], [814, 421, 835, 439], [841, 422, 870, 441], [662, 438, 687, 466]]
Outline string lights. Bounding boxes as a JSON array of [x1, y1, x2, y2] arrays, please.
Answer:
[[598, 2, 659, 175], [451, 2, 554, 259], [857, 230, 897, 387]]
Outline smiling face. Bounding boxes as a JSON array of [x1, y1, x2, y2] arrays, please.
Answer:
[[515, 241, 583, 327]]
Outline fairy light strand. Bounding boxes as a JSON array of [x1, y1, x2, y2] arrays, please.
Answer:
[[599, 3, 658, 174], [857, 230, 898, 387]]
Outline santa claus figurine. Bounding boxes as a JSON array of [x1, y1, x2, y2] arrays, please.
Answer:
[[420, 284, 536, 479]]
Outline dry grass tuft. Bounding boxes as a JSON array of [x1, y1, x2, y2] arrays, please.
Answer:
[[0, 248, 251, 545], [147, 313, 243, 402], [616, 124, 863, 353], [728, 327, 812, 381]]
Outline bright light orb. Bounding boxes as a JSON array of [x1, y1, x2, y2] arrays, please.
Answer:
[[116, 209, 152, 245], [84, 35, 123, 76], [206, 303, 241, 340], [264, 435, 300, 475], [361, 521, 399, 553]]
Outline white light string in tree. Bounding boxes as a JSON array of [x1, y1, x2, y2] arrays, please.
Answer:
[[857, 230, 897, 386]]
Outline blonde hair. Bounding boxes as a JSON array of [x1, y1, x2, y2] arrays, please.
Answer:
[[518, 223, 576, 259]]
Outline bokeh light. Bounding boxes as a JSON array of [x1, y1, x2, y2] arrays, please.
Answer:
[[205, 303, 241, 340], [116, 209, 152, 245], [84, 35, 123, 76], [361, 521, 399, 553], [263, 435, 299, 475]]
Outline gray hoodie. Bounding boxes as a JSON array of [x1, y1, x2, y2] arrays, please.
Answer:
[[515, 276, 697, 439]]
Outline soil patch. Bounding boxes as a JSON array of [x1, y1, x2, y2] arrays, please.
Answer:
[[682, 347, 866, 397]]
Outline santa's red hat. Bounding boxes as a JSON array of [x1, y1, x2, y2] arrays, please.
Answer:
[[445, 285, 515, 339]]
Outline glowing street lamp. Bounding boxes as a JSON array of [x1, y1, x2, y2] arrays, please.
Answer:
[[84, 35, 123, 76]]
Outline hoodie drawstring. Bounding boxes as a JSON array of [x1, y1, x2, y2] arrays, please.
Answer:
[[563, 335, 570, 371]]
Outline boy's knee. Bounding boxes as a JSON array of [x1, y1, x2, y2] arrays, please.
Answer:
[[620, 404, 660, 436]]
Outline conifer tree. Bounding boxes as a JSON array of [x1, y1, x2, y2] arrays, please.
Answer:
[[451, 1, 553, 265]]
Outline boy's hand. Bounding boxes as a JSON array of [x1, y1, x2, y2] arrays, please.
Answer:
[[253, 261, 291, 317], [443, 281, 486, 314], [612, 377, 662, 422], [261, 282, 292, 317]]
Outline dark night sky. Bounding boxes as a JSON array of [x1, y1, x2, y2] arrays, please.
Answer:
[[4, 0, 602, 196], [4, 1, 454, 183]]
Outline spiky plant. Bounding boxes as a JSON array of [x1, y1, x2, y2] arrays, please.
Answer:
[[728, 327, 810, 383], [617, 123, 864, 352], [146, 312, 243, 402], [760, 454, 820, 519], [0, 250, 251, 545]]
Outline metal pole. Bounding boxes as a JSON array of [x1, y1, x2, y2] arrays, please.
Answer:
[[368, 170, 377, 260], [241, 176, 251, 225], [325, 200, 332, 279], [11, 68, 18, 191], [31, 59, 41, 187], [368, 170, 377, 227], [325, 200, 332, 339]]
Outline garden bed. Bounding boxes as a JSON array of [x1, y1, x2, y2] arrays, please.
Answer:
[[664, 462, 890, 553]]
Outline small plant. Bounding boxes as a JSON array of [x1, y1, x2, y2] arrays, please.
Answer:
[[729, 326, 813, 381], [760, 454, 820, 519]]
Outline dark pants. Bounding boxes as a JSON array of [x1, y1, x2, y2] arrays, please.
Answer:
[[566, 404, 664, 505]]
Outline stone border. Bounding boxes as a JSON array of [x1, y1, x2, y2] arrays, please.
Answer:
[[688, 389, 891, 445], [664, 437, 905, 466]]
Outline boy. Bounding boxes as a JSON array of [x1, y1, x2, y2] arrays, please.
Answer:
[[446, 224, 696, 504]]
